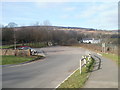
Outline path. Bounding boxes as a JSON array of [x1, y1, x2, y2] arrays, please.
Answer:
[[84, 54, 118, 88]]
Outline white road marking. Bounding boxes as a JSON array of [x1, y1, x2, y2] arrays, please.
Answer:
[[55, 67, 79, 88]]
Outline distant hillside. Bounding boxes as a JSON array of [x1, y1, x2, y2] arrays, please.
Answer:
[[8, 25, 118, 35], [53, 26, 117, 34], [111, 30, 119, 33]]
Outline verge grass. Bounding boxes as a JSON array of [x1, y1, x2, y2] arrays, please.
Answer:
[[57, 57, 94, 88], [25, 42, 47, 48], [0, 55, 35, 65], [1, 42, 47, 49], [101, 53, 120, 65], [0, 44, 22, 49]]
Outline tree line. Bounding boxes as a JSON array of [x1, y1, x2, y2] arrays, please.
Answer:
[[2, 26, 82, 45], [1, 22, 119, 46]]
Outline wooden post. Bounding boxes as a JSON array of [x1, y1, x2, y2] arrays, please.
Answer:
[[84, 56, 86, 67], [88, 56, 90, 64], [88, 54, 91, 63], [80, 59, 82, 74]]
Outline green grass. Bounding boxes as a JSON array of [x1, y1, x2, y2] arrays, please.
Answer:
[[1, 42, 48, 49], [0, 45, 13, 49], [0, 55, 35, 65], [25, 42, 47, 48], [101, 53, 120, 65], [0, 45, 8, 49], [0, 44, 22, 49], [57, 57, 94, 88]]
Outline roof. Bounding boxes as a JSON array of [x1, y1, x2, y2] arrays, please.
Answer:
[[82, 38, 93, 40], [82, 38, 100, 41], [18, 46, 30, 47]]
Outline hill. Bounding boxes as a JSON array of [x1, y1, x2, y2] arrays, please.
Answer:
[[4, 25, 118, 35]]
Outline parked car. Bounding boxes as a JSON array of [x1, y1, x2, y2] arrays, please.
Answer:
[[17, 46, 37, 55], [17, 46, 31, 50]]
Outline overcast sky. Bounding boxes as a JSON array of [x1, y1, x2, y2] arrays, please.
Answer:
[[1, 0, 119, 30]]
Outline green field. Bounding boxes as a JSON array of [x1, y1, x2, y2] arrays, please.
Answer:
[[0, 55, 35, 65], [57, 57, 94, 88]]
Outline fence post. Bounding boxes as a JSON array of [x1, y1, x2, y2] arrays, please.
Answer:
[[88, 54, 91, 63], [84, 56, 86, 67], [80, 59, 82, 74], [88, 56, 90, 64]]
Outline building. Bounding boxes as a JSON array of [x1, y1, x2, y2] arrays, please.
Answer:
[[80, 38, 101, 44]]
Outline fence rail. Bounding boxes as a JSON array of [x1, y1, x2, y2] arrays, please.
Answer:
[[80, 54, 91, 74]]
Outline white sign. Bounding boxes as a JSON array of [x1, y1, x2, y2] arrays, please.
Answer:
[[102, 43, 105, 47]]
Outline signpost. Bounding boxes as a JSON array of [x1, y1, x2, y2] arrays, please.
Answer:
[[102, 43, 106, 53]]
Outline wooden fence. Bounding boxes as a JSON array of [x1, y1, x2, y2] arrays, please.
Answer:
[[80, 54, 91, 74]]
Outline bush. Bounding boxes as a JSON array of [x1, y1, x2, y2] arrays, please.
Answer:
[[67, 38, 78, 45]]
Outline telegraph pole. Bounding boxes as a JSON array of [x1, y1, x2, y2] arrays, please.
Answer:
[[14, 29, 16, 50], [7, 22, 17, 50]]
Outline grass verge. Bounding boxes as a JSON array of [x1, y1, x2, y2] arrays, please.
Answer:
[[0, 44, 23, 49], [0, 55, 41, 65], [1, 42, 47, 49], [101, 53, 120, 65], [57, 57, 94, 88], [25, 42, 47, 48]]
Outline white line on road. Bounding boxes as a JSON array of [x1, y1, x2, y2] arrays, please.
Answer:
[[55, 67, 79, 89], [55, 55, 85, 89]]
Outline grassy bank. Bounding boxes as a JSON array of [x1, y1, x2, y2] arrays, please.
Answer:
[[0, 44, 22, 49], [57, 57, 94, 88], [1, 42, 48, 49], [25, 42, 47, 48], [101, 53, 119, 65], [0, 55, 36, 65]]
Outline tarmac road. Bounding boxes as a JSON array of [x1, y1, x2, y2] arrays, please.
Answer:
[[2, 46, 90, 88]]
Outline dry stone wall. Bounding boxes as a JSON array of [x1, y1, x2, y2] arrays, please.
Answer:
[[0, 49, 31, 56]]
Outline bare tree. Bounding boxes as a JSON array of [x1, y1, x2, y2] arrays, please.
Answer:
[[43, 20, 52, 26], [7, 22, 18, 28], [2, 27, 14, 45]]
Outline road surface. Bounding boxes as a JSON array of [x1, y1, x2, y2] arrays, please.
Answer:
[[2, 46, 90, 88]]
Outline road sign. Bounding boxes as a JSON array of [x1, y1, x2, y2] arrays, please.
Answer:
[[102, 43, 105, 47], [102, 43, 106, 53]]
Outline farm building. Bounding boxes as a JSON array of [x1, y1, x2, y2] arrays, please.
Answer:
[[79, 38, 101, 44]]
